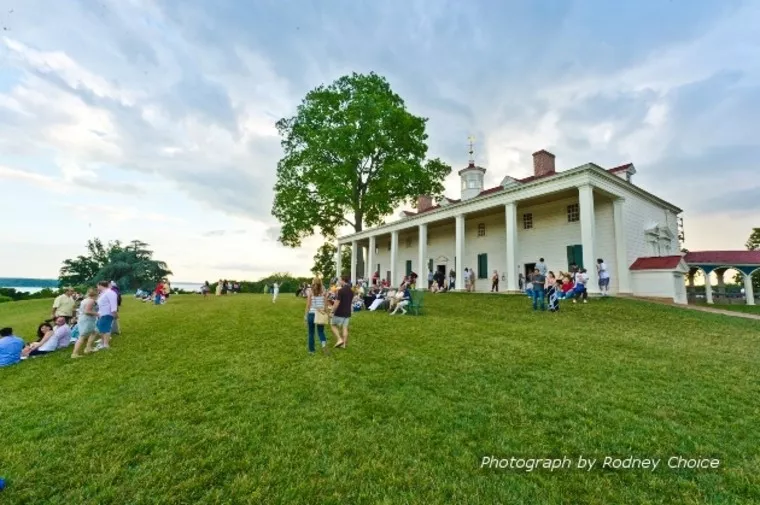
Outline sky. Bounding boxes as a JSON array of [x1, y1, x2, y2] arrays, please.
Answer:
[[1, 0, 758, 282]]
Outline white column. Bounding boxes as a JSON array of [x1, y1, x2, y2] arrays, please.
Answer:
[[367, 236, 376, 284], [390, 230, 399, 287], [418, 224, 428, 291], [505, 202, 518, 291], [335, 241, 342, 280], [578, 184, 598, 294], [351, 240, 358, 284], [744, 270, 756, 305], [704, 270, 713, 304], [613, 198, 631, 293], [455, 214, 465, 291]]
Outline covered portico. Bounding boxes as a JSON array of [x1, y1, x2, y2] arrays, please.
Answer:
[[335, 163, 654, 294], [684, 251, 760, 306]]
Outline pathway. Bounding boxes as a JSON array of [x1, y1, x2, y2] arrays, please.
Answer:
[[629, 296, 760, 321]]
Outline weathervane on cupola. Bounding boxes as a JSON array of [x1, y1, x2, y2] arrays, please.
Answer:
[[459, 135, 486, 200]]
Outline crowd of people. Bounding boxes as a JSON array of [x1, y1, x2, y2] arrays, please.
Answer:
[[135, 279, 172, 304], [523, 257, 610, 312], [212, 280, 241, 296], [0, 281, 122, 368]]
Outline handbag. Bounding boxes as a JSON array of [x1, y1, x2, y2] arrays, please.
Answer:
[[314, 310, 329, 325]]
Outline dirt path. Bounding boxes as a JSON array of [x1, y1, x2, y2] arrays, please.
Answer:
[[631, 296, 760, 321]]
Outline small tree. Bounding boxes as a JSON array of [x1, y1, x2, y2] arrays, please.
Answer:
[[311, 242, 351, 280], [58, 238, 171, 291], [272, 72, 451, 247]]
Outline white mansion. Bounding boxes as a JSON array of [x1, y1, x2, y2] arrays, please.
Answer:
[[335, 149, 685, 299]]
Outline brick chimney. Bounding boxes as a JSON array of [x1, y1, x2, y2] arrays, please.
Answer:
[[417, 195, 433, 212], [532, 150, 556, 177]]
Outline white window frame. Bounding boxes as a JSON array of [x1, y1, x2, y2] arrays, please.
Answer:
[[523, 213, 533, 229], [567, 204, 579, 223]]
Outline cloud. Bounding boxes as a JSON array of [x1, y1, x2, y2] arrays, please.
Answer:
[[0, 164, 142, 195], [61, 203, 183, 224], [1, 0, 759, 280], [699, 187, 760, 215], [202, 229, 247, 237]]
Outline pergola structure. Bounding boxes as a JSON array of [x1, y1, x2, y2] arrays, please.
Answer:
[[684, 251, 760, 305]]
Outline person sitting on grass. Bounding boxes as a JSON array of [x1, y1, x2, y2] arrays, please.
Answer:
[[571, 268, 589, 303], [0, 327, 25, 367], [387, 289, 406, 313], [22, 322, 58, 358], [390, 286, 412, 315], [559, 275, 574, 299], [546, 272, 560, 312], [52, 316, 72, 349]]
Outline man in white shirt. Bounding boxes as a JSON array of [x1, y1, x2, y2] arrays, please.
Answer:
[[52, 287, 76, 323], [597, 258, 610, 296], [88, 280, 119, 352], [53, 316, 72, 349]]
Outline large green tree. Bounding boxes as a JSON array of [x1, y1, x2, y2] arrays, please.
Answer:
[[311, 242, 351, 280], [272, 72, 451, 247], [59, 239, 171, 291]]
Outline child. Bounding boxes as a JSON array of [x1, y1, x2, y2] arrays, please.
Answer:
[[572, 268, 589, 303], [560, 275, 574, 300], [547, 275, 561, 312]]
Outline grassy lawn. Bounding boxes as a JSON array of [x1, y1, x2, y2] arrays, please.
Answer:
[[1, 293, 759, 504]]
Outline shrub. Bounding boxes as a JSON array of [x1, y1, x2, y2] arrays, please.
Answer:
[[0, 295, 12, 304]]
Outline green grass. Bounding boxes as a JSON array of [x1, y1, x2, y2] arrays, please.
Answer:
[[1, 293, 759, 504]]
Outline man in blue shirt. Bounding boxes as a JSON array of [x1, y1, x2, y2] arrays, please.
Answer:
[[0, 327, 25, 367]]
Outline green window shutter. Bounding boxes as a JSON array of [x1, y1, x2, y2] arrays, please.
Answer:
[[567, 245, 584, 269], [428, 259, 433, 272], [478, 254, 488, 278], [406, 260, 412, 276]]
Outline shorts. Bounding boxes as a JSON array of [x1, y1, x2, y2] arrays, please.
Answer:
[[96, 315, 115, 334], [599, 277, 610, 288], [78, 316, 97, 336], [331, 316, 350, 327]]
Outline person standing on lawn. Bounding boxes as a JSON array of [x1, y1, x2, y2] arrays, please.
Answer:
[[330, 276, 353, 349], [530, 268, 546, 311], [89, 281, 118, 351], [597, 258, 610, 297], [272, 282, 279, 303], [71, 288, 98, 358], [52, 287, 77, 323], [304, 277, 330, 355]]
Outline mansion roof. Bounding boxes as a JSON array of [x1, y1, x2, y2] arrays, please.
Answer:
[[401, 163, 635, 217]]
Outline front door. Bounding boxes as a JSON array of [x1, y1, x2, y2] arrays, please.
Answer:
[[525, 262, 536, 278]]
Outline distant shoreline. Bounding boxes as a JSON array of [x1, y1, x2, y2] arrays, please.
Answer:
[[1, 278, 203, 294]]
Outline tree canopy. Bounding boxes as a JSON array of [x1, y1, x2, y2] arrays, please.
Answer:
[[272, 72, 451, 247], [311, 242, 351, 281], [59, 239, 172, 291]]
